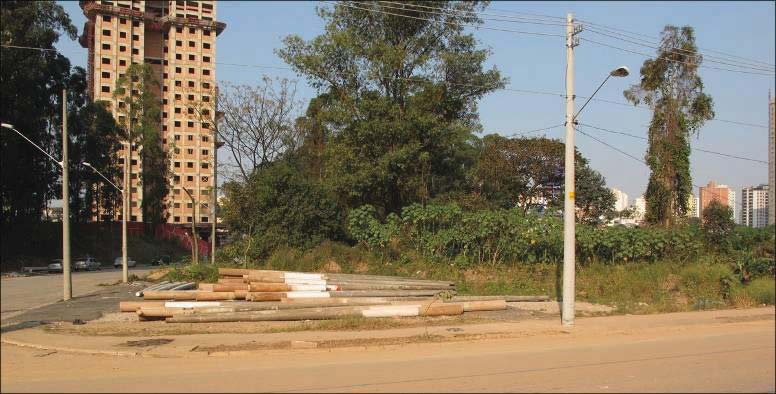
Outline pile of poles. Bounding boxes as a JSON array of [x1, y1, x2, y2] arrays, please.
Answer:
[[119, 268, 545, 323]]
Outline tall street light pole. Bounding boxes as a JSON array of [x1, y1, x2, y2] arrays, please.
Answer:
[[1, 120, 70, 299], [562, 14, 629, 326], [83, 162, 127, 283]]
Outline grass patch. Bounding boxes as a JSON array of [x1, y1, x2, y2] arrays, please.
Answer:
[[730, 278, 776, 307]]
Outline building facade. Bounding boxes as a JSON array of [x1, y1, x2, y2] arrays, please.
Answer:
[[632, 196, 646, 222], [769, 92, 775, 225], [699, 181, 735, 220], [742, 185, 770, 228], [78, 0, 225, 225], [610, 188, 629, 212]]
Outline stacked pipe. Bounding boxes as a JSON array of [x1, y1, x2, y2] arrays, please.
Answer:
[[128, 268, 546, 323]]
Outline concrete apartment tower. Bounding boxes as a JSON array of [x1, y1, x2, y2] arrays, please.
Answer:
[[699, 181, 734, 220], [609, 188, 629, 212], [78, 0, 225, 227], [769, 91, 775, 225], [742, 184, 770, 228]]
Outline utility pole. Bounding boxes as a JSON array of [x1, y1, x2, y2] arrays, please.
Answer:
[[62, 89, 72, 301], [122, 121, 130, 283], [210, 87, 219, 265], [562, 13, 581, 326]]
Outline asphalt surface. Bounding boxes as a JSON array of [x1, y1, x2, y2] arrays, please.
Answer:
[[1, 310, 773, 392], [0, 267, 152, 322]]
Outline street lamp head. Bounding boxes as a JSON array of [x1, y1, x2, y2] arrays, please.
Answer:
[[82, 161, 92, 167], [610, 66, 630, 78], [1, 123, 14, 129]]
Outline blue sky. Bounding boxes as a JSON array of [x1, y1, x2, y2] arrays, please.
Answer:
[[55, 1, 775, 217]]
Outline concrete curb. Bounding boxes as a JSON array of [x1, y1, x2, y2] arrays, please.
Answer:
[[1, 338, 139, 357]]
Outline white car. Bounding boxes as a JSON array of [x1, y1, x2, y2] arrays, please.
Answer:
[[74, 257, 101, 271], [113, 257, 137, 268]]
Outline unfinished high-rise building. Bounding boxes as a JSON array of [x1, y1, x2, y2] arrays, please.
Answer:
[[78, 0, 225, 226]]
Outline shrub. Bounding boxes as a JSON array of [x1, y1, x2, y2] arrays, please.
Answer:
[[221, 161, 345, 258]]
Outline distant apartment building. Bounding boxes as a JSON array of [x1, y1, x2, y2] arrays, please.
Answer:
[[742, 185, 770, 228], [78, 0, 225, 226], [699, 181, 735, 220], [769, 92, 775, 225], [685, 194, 698, 218], [690, 196, 700, 218], [632, 196, 646, 222], [610, 188, 629, 212]]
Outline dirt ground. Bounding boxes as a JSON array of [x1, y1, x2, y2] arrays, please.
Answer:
[[2, 308, 773, 392]]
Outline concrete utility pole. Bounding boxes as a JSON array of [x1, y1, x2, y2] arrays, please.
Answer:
[[210, 87, 219, 265], [122, 100, 132, 283], [62, 89, 72, 301], [562, 14, 581, 326]]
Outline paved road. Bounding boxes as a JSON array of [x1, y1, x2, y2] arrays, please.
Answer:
[[0, 267, 152, 322], [1, 311, 773, 392]]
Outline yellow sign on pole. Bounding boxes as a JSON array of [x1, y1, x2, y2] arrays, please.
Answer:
[[569, 191, 575, 199]]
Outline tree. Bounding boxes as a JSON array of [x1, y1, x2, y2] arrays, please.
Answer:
[[217, 78, 303, 182], [624, 25, 714, 226], [0, 0, 77, 226], [575, 165, 616, 225], [64, 67, 123, 222], [113, 64, 168, 226], [702, 199, 734, 247], [278, 1, 506, 213], [221, 159, 344, 257], [475, 135, 613, 220]]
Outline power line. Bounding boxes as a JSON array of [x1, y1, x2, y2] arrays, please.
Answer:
[[322, 1, 565, 38], [583, 38, 776, 76], [574, 125, 744, 208], [372, 2, 775, 74], [584, 27, 775, 73], [1, 44, 58, 52], [376, 1, 567, 28], [504, 123, 564, 138], [575, 17, 776, 69], [3, 41, 768, 130], [578, 123, 769, 164]]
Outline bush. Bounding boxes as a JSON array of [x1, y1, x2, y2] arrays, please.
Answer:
[[346, 203, 710, 265], [221, 161, 345, 258]]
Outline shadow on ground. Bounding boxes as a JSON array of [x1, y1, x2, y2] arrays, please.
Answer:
[[1, 283, 144, 334]]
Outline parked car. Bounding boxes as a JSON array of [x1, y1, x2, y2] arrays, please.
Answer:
[[48, 259, 65, 273], [113, 257, 137, 268], [150, 255, 172, 266], [74, 256, 101, 271]]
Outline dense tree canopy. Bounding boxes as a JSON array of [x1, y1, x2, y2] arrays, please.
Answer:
[[0, 0, 77, 225], [278, 1, 506, 214], [475, 135, 615, 221]]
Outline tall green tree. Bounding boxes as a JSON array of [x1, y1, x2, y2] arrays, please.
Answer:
[[624, 25, 714, 226], [113, 64, 168, 226], [475, 135, 614, 220], [0, 0, 76, 226], [278, 1, 506, 214], [64, 67, 123, 222]]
